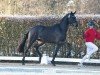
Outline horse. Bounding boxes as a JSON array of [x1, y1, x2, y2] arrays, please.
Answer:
[[17, 11, 78, 66]]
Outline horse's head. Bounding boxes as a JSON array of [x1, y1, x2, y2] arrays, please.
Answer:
[[68, 11, 78, 27]]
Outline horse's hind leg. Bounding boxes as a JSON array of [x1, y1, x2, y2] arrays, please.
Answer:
[[22, 47, 30, 65], [34, 40, 44, 63], [22, 33, 37, 65], [22, 43, 33, 65], [35, 47, 42, 63]]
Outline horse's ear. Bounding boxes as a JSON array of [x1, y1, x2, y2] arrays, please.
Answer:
[[71, 11, 73, 14], [74, 11, 76, 14], [70, 11, 76, 14]]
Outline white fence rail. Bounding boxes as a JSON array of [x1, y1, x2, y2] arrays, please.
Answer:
[[0, 56, 100, 64]]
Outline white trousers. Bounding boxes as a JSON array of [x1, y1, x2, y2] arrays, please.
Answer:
[[80, 42, 98, 64]]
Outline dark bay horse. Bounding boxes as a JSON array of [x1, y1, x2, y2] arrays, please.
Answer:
[[17, 11, 78, 66]]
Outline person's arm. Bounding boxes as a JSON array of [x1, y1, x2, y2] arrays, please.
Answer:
[[96, 29, 100, 40], [84, 29, 90, 39]]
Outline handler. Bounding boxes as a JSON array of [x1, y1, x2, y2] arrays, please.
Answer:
[[78, 20, 100, 67]]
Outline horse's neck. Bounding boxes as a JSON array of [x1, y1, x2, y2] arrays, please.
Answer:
[[59, 17, 69, 33]]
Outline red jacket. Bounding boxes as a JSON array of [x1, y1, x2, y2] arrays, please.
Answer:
[[84, 28, 100, 42]]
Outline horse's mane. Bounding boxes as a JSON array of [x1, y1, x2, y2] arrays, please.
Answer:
[[60, 13, 69, 23]]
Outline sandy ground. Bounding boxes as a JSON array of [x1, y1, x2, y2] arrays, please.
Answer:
[[0, 62, 100, 75]]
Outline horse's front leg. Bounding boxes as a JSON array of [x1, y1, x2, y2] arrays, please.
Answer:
[[51, 44, 62, 66]]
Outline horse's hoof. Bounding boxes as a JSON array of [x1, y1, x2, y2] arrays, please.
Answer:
[[22, 63, 25, 65], [38, 61, 41, 63], [22, 62, 25, 65], [51, 61, 56, 66]]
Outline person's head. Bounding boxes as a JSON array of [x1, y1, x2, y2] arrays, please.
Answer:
[[87, 20, 95, 28]]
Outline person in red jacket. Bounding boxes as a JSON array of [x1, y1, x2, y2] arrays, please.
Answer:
[[78, 20, 100, 67]]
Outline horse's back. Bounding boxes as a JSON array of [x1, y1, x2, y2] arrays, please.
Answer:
[[28, 24, 64, 43]]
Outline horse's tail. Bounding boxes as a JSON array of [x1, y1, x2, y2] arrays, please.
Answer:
[[17, 32, 29, 53]]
